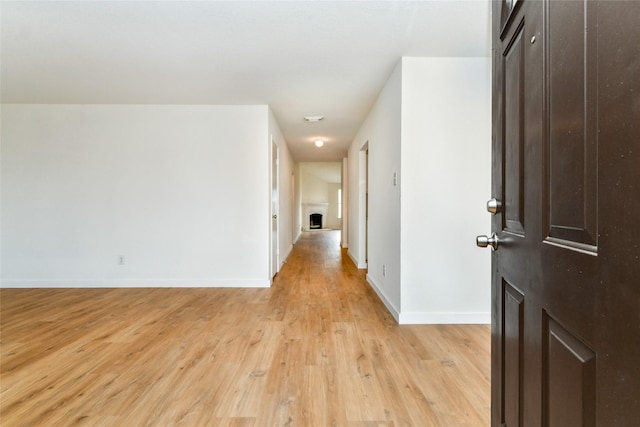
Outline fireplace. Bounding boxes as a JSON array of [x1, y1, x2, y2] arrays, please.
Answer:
[[302, 203, 328, 231], [309, 213, 323, 229]]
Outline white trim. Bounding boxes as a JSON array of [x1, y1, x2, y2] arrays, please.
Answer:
[[0, 279, 271, 288], [280, 244, 294, 268], [270, 135, 280, 280], [347, 250, 367, 269], [398, 311, 491, 325], [366, 273, 490, 325], [366, 273, 400, 323], [358, 143, 369, 271]]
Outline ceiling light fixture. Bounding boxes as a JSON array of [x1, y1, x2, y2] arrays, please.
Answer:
[[304, 115, 324, 122], [315, 140, 324, 147]]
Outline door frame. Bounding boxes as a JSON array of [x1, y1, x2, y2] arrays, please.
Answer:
[[270, 136, 279, 281], [357, 141, 369, 269]]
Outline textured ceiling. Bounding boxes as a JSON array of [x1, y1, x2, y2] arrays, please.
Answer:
[[1, 1, 490, 161]]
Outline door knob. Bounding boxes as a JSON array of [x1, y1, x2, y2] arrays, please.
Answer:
[[486, 198, 502, 214], [476, 233, 499, 250]]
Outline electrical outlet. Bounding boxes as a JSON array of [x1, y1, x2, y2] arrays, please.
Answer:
[[118, 256, 125, 265]]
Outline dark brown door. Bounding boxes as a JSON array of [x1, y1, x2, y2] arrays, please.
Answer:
[[485, 1, 640, 425]]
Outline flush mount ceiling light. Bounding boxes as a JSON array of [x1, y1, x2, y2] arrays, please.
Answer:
[[315, 140, 324, 147], [304, 115, 324, 122]]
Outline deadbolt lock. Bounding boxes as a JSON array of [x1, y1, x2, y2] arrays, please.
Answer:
[[486, 198, 502, 215]]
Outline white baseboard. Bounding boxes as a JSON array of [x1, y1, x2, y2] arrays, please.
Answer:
[[341, 241, 349, 249], [347, 250, 367, 269], [398, 311, 491, 325], [0, 278, 271, 288], [365, 275, 490, 325], [280, 244, 294, 268], [365, 274, 400, 323]]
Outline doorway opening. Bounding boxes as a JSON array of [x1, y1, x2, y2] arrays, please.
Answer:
[[299, 162, 343, 233]]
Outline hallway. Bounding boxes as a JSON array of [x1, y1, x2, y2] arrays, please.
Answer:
[[271, 230, 491, 425], [1, 230, 490, 426]]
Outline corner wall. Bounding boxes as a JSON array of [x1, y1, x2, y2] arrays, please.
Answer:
[[347, 62, 403, 318], [346, 57, 491, 324]]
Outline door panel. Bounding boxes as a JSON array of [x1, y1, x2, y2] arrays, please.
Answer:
[[490, 0, 640, 426], [493, 1, 542, 423], [503, 281, 524, 427], [503, 23, 526, 235], [544, 314, 596, 427], [546, 0, 598, 248]]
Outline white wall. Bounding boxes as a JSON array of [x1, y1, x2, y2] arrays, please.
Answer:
[[268, 107, 295, 268], [300, 169, 330, 204], [399, 57, 491, 324], [347, 62, 403, 314], [1, 104, 274, 287], [326, 183, 341, 230], [347, 57, 491, 324]]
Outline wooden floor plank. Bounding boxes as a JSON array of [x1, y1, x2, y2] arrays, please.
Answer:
[[1, 230, 490, 426]]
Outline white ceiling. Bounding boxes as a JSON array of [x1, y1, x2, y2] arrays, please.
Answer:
[[0, 0, 491, 162]]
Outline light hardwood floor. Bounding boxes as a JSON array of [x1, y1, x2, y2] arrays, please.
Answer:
[[1, 230, 490, 426]]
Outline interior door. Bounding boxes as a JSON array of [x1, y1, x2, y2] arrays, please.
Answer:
[[482, 1, 640, 425], [271, 138, 279, 280]]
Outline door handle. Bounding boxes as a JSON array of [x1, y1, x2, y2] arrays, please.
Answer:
[[476, 233, 499, 251], [486, 198, 502, 214]]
